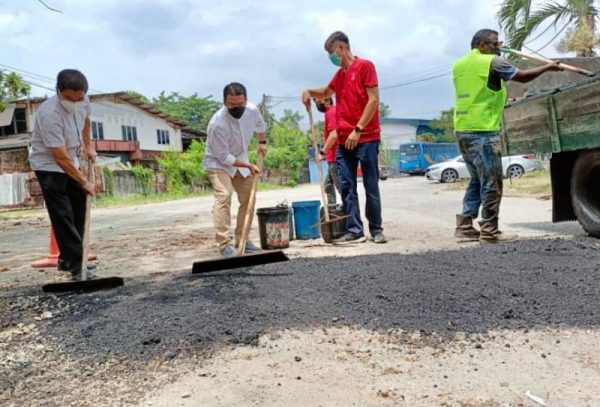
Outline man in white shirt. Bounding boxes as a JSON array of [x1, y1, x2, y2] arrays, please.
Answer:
[[203, 83, 267, 257], [29, 69, 97, 279]]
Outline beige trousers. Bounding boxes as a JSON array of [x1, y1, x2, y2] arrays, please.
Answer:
[[206, 169, 255, 248]]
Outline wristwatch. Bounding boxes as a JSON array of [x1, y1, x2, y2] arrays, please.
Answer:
[[258, 140, 267, 145], [354, 126, 363, 134]]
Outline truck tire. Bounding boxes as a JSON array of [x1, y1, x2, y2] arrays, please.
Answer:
[[571, 149, 600, 237]]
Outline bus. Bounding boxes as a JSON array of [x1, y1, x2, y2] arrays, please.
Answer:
[[398, 142, 459, 174]]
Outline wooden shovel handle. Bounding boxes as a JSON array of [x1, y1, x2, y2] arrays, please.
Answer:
[[237, 153, 264, 256], [307, 107, 330, 222], [80, 159, 93, 281], [502, 48, 596, 77]]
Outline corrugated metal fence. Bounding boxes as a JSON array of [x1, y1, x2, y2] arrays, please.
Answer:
[[0, 173, 30, 206]]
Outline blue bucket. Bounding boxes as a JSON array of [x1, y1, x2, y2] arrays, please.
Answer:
[[292, 200, 321, 239]]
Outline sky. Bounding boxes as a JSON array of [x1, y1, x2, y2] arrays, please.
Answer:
[[0, 0, 572, 125]]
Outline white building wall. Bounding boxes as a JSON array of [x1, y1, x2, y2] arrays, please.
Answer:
[[380, 123, 417, 149], [89, 101, 182, 152]]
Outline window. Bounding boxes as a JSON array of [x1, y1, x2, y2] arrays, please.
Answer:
[[157, 129, 170, 145], [0, 108, 27, 137], [91, 121, 104, 140], [121, 125, 137, 141], [400, 144, 421, 156]]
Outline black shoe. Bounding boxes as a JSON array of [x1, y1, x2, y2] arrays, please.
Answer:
[[332, 233, 367, 245]]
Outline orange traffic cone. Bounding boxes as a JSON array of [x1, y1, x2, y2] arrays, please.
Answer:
[[31, 227, 97, 268]]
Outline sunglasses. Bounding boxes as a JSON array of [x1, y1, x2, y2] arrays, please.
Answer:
[[485, 41, 503, 47]]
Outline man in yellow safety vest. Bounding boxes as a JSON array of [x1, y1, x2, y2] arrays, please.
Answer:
[[452, 28, 562, 243]]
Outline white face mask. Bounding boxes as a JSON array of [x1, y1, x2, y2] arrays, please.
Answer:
[[57, 91, 84, 114]]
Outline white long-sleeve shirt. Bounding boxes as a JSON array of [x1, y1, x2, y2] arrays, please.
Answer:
[[202, 102, 266, 178]]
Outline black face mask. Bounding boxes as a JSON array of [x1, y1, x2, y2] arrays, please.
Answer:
[[228, 106, 245, 119], [316, 103, 327, 113]]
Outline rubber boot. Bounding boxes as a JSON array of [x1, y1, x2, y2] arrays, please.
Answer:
[[479, 218, 518, 244], [454, 214, 480, 241]]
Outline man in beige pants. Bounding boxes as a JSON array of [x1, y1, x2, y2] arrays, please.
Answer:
[[203, 83, 267, 257]]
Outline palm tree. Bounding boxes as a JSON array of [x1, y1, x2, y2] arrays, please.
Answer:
[[498, 0, 599, 56]]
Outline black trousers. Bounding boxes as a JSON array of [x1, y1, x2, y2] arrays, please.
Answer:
[[35, 171, 86, 268]]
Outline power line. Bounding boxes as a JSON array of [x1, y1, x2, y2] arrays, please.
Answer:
[[0, 63, 173, 118], [529, 21, 570, 54], [380, 72, 450, 91], [36, 0, 62, 13], [381, 63, 451, 84], [14, 76, 160, 119], [0, 63, 106, 94]]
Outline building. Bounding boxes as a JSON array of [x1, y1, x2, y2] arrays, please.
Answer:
[[0, 91, 188, 174], [378, 117, 440, 170], [379, 117, 438, 149]]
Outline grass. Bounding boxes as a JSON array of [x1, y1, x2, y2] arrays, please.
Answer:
[[0, 182, 290, 220], [94, 191, 210, 208], [444, 170, 551, 197], [0, 208, 46, 221]]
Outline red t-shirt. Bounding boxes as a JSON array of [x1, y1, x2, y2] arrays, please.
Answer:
[[327, 57, 380, 144], [324, 105, 338, 162]]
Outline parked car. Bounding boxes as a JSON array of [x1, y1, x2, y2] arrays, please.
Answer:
[[425, 154, 538, 183], [379, 165, 393, 180], [356, 165, 393, 180]]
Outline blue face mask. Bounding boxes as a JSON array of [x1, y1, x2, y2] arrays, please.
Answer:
[[329, 52, 342, 67]]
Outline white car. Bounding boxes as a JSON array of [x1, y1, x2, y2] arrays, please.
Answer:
[[425, 154, 538, 183]]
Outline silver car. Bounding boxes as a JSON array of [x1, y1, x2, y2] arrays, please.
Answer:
[[425, 154, 538, 183]]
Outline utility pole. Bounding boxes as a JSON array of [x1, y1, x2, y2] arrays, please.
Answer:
[[259, 94, 272, 135]]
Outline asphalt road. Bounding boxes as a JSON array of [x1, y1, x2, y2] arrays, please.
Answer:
[[1, 176, 598, 406]]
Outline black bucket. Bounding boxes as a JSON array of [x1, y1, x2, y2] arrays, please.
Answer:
[[256, 206, 290, 250], [320, 204, 346, 243]]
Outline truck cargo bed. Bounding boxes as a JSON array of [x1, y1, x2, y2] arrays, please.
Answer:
[[503, 75, 600, 155]]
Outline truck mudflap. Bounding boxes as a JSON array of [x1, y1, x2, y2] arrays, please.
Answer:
[[551, 152, 577, 223], [570, 149, 600, 237]]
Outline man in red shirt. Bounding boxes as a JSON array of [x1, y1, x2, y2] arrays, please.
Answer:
[[315, 97, 340, 205], [302, 31, 386, 244]]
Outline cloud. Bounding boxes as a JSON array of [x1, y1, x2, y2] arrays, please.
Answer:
[[0, 0, 569, 121]]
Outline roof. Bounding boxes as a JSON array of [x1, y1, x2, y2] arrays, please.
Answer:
[[181, 127, 207, 137], [380, 117, 433, 126], [89, 92, 187, 127], [14, 92, 188, 128]]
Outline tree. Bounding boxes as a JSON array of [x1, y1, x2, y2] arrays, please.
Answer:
[[0, 70, 30, 112], [498, 0, 599, 56], [379, 102, 392, 118], [247, 109, 311, 185], [125, 91, 220, 130], [556, 18, 600, 54], [152, 92, 221, 131], [126, 90, 150, 104], [429, 108, 456, 142], [278, 109, 303, 129]]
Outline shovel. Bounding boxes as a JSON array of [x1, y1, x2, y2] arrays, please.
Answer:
[[501, 48, 596, 77], [192, 153, 289, 273], [307, 106, 349, 228], [42, 159, 124, 293]]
